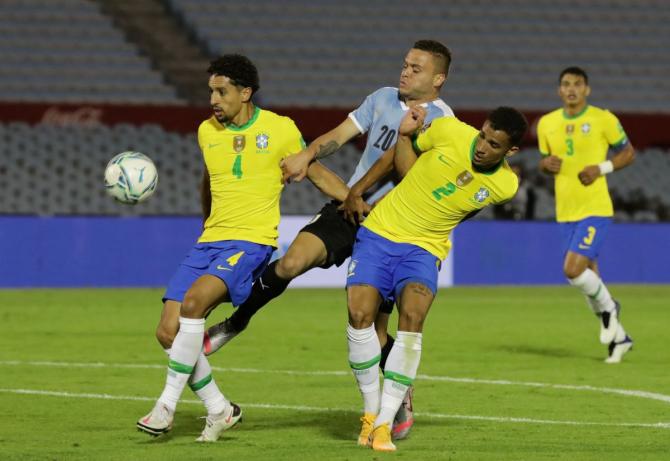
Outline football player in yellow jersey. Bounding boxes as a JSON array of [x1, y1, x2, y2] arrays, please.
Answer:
[[344, 106, 528, 451], [537, 67, 635, 364], [137, 55, 349, 441]]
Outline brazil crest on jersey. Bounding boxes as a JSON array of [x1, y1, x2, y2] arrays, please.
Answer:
[[537, 105, 628, 222], [364, 116, 519, 261], [348, 87, 454, 203], [197, 107, 305, 246]]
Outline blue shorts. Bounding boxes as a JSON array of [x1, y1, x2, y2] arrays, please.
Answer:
[[560, 217, 611, 260], [346, 227, 440, 299], [163, 240, 274, 307]]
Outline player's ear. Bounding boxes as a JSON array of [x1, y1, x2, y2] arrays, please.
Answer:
[[505, 146, 520, 158], [240, 87, 253, 103], [433, 73, 446, 88], [584, 85, 591, 98]]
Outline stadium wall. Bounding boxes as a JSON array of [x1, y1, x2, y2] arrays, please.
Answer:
[[1, 216, 667, 288]]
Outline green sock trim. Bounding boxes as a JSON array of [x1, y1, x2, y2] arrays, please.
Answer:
[[384, 370, 414, 386], [168, 359, 194, 374], [349, 354, 381, 370], [588, 284, 603, 300], [189, 374, 213, 391]]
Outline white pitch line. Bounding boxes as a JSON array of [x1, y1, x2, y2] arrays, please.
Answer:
[[2, 359, 670, 406], [1, 388, 668, 430]]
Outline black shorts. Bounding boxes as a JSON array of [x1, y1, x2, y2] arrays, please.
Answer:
[[300, 200, 396, 315], [300, 200, 357, 268]]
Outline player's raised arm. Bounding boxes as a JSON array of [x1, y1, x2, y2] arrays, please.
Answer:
[[306, 161, 350, 202], [394, 106, 426, 177], [281, 118, 362, 183]]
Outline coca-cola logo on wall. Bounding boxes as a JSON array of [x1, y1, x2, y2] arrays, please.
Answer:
[[41, 106, 103, 126]]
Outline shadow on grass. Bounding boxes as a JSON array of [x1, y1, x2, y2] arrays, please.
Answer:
[[496, 344, 583, 359]]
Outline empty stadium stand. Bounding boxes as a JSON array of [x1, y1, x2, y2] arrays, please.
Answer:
[[0, 0, 182, 104]]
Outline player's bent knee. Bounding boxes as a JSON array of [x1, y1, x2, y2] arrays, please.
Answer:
[[155, 324, 176, 348], [180, 293, 207, 319], [563, 265, 585, 280], [276, 253, 310, 279], [348, 308, 375, 330], [398, 311, 425, 332]]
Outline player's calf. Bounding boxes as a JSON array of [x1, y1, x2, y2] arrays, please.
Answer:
[[203, 317, 247, 355]]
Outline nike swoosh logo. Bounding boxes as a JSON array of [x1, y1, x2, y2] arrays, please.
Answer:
[[208, 143, 222, 149], [578, 244, 590, 249], [216, 265, 232, 271]]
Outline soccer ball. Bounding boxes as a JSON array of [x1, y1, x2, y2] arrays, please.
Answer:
[[104, 151, 158, 204]]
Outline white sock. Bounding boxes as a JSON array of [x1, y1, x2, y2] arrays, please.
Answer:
[[568, 269, 616, 314], [375, 331, 422, 428], [347, 324, 381, 415], [158, 317, 205, 411], [189, 352, 228, 415], [614, 323, 627, 342]]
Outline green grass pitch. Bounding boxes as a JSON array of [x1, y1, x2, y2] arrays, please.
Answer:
[[1, 286, 669, 460]]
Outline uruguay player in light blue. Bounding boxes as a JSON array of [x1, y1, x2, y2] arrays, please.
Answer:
[[203, 40, 454, 441]]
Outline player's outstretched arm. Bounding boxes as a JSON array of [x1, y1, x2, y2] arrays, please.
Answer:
[[306, 162, 350, 202], [281, 118, 362, 183], [340, 146, 395, 224], [578, 143, 635, 186], [200, 169, 211, 226]]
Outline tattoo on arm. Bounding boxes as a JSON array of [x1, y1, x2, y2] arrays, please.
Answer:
[[314, 140, 340, 159]]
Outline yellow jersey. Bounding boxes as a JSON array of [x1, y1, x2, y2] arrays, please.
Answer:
[[364, 116, 519, 260], [537, 105, 628, 222], [197, 107, 305, 246]]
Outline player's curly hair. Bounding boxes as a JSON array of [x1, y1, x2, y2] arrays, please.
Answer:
[[413, 40, 452, 76], [487, 107, 528, 147], [207, 54, 260, 95], [559, 66, 588, 85]]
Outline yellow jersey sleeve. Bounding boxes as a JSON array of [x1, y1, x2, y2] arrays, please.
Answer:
[[537, 115, 550, 156], [603, 110, 628, 149], [280, 118, 307, 159]]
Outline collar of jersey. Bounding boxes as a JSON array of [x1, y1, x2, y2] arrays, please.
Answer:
[[398, 97, 438, 111], [470, 135, 503, 175], [562, 104, 589, 120], [223, 106, 260, 131]]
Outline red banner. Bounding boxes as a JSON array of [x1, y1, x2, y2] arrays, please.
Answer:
[[1, 101, 668, 148]]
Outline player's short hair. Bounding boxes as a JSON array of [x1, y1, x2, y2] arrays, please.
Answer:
[[413, 40, 451, 76], [559, 66, 588, 85], [207, 54, 260, 94], [487, 107, 528, 147]]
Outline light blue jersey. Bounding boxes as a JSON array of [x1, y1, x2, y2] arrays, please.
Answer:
[[348, 86, 453, 203]]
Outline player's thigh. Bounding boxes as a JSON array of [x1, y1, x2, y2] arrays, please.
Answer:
[[397, 282, 435, 333], [181, 274, 230, 319], [298, 201, 358, 270], [347, 284, 382, 329], [277, 231, 328, 279], [156, 299, 181, 348]]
